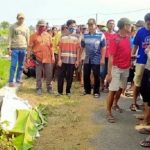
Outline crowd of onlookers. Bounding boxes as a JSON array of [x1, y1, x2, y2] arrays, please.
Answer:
[[7, 12, 150, 148]]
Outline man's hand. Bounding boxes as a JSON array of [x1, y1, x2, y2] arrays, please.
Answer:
[[8, 48, 12, 56], [100, 58, 105, 65], [105, 73, 112, 83], [75, 60, 79, 68], [52, 56, 55, 63], [58, 59, 62, 67]]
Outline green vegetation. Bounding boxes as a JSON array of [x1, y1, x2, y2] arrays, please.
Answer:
[[0, 41, 8, 56], [0, 59, 10, 88]]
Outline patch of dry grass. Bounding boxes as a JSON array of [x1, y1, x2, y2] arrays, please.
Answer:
[[17, 78, 105, 150]]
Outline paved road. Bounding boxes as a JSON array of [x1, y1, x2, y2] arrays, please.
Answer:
[[91, 93, 149, 150]]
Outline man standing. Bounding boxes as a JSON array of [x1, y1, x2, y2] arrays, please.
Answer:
[[106, 18, 132, 123], [28, 20, 54, 95], [57, 19, 80, 96], [100, 19, 116, 92], [81, 18, 106, 98], [131, 13, 150, 111], [8, 13, 29, 87]]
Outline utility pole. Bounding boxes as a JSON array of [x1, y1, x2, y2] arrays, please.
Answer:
[[96, 13, 98, 24]]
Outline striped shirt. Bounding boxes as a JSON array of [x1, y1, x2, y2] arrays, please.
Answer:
[[81, 30, 106, 64], [59, 34, 80, 64]]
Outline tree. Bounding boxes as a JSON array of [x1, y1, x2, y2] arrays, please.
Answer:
[[0, 21, 10, 29]]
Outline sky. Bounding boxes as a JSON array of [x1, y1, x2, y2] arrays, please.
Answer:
[[0, 0, 150, 26]]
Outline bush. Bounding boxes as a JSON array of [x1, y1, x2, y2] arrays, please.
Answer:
[[0, 59, 10, 88]]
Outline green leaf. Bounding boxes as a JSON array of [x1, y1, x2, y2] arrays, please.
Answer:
[[11, 109, 40, 150]]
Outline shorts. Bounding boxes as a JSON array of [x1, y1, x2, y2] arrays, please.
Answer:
[[134, 64, 145, 87], [109, 66, 129, 91], [140, 69, 150, 106]]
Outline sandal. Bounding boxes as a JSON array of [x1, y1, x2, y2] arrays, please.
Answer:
[[134, 114, 144, 120], [140, 138, 150, 147], [125, 93, 133, 97], [107, 115, 116, 123], [135, 124, 150, 130], [138, 128, 150, 134], [130, 104, 140, 111], [112, 105, 123, 113]]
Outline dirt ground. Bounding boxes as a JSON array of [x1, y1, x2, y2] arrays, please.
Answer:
[[17, 78, 105, 150]]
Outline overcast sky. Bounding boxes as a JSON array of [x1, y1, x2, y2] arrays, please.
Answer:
[[0, 0, 150, 26]]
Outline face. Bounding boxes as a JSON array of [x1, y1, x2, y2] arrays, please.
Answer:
[[145, 21, 150, 30], [68, 23, 77, 33], [124, 24, 132, 33], [37, 25, 46, 33], [52, 28, 58, 35], [88, 23, 96, 33], [17, 17, 24, 24], [107, 21, 115, 31]]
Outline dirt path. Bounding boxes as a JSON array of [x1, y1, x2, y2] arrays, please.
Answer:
[[17, 78, 147, 150]]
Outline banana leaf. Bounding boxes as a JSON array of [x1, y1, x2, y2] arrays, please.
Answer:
[[11, 109, 41, 150]]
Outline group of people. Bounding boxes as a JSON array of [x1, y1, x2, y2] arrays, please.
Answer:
[[8, 12, 150, 148]]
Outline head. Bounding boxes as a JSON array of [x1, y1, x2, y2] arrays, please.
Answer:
[[135, 20, 145, 30], [36, 19, 47, 34], [17, 13, 25, 25], [81, 25, 88, 34], [130, 25, 136, 37], [117, 18, 132, 33], [66, 19, 77, 34], [144, 13, 150, 30], [47, 27, 52, 35], [52, 27, 58, 36], [61, 24, 68, 33], [107, 19, 115, 31], [87, 18, 97, 33]]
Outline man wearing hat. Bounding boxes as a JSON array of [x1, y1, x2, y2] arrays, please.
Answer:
[[106, 18, 132, 122], [8, 13, 29, 87], [28, 19, 55, 95], [81, 18, 106, 98]]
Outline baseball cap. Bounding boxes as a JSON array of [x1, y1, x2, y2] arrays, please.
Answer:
[[37, 19, 46, 26], [117, 18, 132, 29], [87, 18, 96, 25], [135, 20, 145, 27], [17, 13, 25, 19]]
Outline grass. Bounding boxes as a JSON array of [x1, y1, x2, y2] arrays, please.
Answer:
[[17, 78, 105, 150], [0, 59, 10, 88]]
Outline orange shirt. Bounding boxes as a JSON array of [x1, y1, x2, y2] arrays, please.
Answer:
[[29, 32, 53, 63]]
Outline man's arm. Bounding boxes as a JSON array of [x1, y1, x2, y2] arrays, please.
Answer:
[[100, 46, 106, 65], [8, 26, 13, 55], [132, 45, 138, 57], [106, 54, 113, 83], [58, 40, 62, 67]]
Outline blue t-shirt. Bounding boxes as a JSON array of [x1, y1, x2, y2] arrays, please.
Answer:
[[81, 31, 106, 64], [134, 27, 150, 64], [130, 36, 134, 49]]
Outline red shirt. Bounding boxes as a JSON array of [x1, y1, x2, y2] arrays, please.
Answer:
[[104, 32, 117, 58], [110, 34, 131, 69]]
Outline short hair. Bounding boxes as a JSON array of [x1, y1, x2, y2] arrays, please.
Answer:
[[117, 18, 131, 29], [66, 19, 76, 27], [144, 13, 150, 22], [61, 24, 67, 31], [107, 19, 115, 25], [52, 27, 57, 31]]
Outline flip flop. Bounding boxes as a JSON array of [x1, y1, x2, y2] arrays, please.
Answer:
[[134, 114, 144, 120], [138, 128, 150, 134], [140, 138, 150, 147], [135, 124, 150, 130], [107, 115, 116, 123]]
